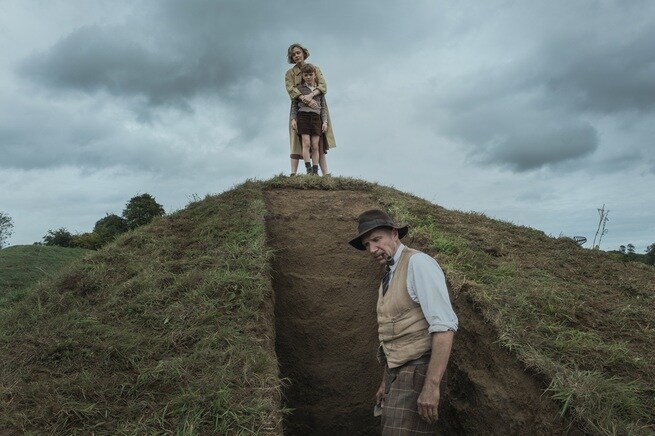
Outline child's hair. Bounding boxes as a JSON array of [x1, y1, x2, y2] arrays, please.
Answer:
[[300, 63, 317, 76]]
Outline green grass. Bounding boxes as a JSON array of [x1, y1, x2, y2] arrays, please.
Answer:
[[372, 188, 655, 435], [0, 181, 283, 434], [0, 245, 90, 304], [1, 175, 654, 434]]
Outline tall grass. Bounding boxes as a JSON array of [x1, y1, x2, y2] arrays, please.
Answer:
[[0, 181, 282, 434], [375, 189, 655, 435]]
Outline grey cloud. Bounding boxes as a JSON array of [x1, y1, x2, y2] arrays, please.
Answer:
[[542, 29, 655, 114], [19, 0, 435, 110], [592, 150, 644, 174], [474, 122, 597, 171], [16, 0, 446, 154], [422, 1, 655, 173], [20, 25, 240, 110], [0, 95, 182, 173], [431, 69, 599, 171]]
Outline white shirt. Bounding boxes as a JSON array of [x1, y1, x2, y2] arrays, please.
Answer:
[[388, 244, 459, 333]]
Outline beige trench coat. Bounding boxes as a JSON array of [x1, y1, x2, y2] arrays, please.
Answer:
[[285, 64, 337, 158]]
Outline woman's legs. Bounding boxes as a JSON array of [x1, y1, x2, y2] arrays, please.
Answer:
[[319, 153, 329, 175], [290, 158, 299, 175]]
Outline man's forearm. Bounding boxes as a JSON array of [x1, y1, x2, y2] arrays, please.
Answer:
[[425, 331, 454, 388]]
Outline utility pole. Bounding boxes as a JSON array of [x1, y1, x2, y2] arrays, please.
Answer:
[[592, 204, 609, 250]]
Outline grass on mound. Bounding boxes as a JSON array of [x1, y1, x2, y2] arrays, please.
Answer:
[[0, 245, 90, 304], [0, 181, 283, 434], [374, 187, 655, 435], [269, 175, 655, 434], [2, 175, 654, 435]]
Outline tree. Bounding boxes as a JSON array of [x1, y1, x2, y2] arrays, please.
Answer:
[[645, 243, 655, 266], [72, 232, 101, 250], [94, 213, 128, 245], [122, 194, 165, 230], [42, 228, 74, 247], [0, 212, 14, 248], [627, 243, 636, 255], [619, 245, 626, 254]]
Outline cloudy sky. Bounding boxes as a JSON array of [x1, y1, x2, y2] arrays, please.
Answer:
[[1, 0, 653, 252]]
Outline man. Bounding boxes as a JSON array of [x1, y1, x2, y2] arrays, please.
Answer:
[[349, 209, 458, 434]]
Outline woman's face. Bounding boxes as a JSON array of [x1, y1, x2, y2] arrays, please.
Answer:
[[291, 46, 305, 64]]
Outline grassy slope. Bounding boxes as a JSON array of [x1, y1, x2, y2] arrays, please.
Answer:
[[0, 245, 90, 302], [0, 181, 281, 434], [374, 185, 655, 435], [270, 176, 655, 434], [1, 176, 654, 434]]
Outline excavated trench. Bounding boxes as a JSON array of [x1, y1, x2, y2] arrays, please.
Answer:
[[264, 189, 579, 435]]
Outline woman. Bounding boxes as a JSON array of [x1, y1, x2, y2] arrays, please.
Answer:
[[285, 43, 336, 175]]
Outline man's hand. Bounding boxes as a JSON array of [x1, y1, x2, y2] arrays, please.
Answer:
[[291, 119, 297, 131], [417, 381, 440, 423], [375, 379, 386, 407]]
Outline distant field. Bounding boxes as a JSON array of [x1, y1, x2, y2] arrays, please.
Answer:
[[0, 245, 90, 303]]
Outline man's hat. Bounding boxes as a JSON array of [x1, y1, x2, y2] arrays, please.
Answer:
[[349, 209, 408, 250]]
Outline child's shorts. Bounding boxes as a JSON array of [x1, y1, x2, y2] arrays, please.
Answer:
[[296, 111, 323, 136]]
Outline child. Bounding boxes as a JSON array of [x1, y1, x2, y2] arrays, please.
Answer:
[[290, 63, 329, 175]]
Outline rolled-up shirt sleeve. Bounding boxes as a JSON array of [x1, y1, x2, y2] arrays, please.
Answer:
[[407, 253, 458, 333]]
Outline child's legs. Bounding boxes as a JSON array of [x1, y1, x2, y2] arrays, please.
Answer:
[[301, 135, 311, 162], [310, 135, 320, 165]]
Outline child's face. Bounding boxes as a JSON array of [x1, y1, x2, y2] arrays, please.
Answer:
[[303, 71, 316, 84]]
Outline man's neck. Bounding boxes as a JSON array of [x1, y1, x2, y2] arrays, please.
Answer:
[[390, 242, 404, 260]]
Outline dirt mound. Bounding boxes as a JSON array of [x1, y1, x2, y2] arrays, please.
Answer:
[[265, 188, 577, 435]]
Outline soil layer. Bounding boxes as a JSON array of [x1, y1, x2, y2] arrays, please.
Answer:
[[266, 189, 382, 435], [265, 188, 579, 435]]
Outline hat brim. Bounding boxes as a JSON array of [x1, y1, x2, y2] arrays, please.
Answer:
[[349, 225, 408, 250]]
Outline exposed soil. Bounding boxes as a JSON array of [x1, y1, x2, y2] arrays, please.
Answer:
[[265, 188, 580, 435]]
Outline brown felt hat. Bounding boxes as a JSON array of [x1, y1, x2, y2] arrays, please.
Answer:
[[349, 209, 408, 250]]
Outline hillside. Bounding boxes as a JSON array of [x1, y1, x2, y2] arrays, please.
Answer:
[[0, 245, 90, 303], [1, 176, 653, 435]]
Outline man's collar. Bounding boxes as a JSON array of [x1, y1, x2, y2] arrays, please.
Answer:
[[390, 243, 405, 270]]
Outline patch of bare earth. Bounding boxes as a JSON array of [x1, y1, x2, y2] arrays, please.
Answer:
[[265, 188, 579, 435]]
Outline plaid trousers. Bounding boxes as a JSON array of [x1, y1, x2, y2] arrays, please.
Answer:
[[381, 363, 443, 435]]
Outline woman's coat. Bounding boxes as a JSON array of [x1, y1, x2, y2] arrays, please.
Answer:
[[285, 64, 337, 158]]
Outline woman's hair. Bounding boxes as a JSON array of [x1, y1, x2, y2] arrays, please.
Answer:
[[287, 43, 310, 64], [300, 63, 317, 76]]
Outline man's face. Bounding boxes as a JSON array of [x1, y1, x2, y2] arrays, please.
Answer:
[[361, 228, 399, 265], [291, 47, 305, 63]]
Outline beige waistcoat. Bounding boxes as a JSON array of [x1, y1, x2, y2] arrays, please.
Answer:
[[377, 247, 432, 369]]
